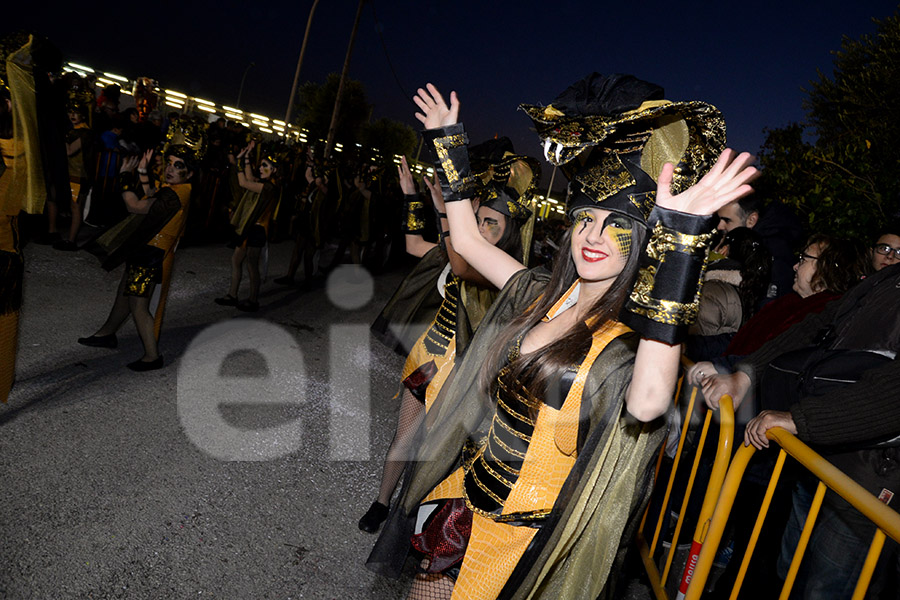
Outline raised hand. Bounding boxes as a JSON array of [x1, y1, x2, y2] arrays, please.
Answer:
[[414, 83, 460, 129], [655, 149, 759, 216], [120, 155, 139, 173], [138, 149, 153, 171], [423, 172, 445, 213], [397, 156, 416, 195]]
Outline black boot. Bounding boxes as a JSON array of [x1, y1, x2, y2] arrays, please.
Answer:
[[358, 501, 389, 533]]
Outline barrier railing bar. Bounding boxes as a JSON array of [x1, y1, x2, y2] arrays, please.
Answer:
[[852, 529, 885, 600], [687, 428, 900, 599], [662, 402, 712, 582], [779, 480, 826, 600], [675, 396, 734, 598], [768, 429, 900, 542], [649, 385, 698, 555], [729, 448, 786, 600]]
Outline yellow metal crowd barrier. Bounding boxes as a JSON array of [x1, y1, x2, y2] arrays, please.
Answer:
[[636, 358, 735, 600], [684, 427, 900, 600]]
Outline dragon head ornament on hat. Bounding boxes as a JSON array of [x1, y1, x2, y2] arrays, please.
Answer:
[[520, 72, 726, 227]]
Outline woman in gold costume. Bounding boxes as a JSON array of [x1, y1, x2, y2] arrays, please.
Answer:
[[359, 149, 539, 535], [78, 145, 195, 371], [366, 75, 758, 600], [215, 140, 282, 312]]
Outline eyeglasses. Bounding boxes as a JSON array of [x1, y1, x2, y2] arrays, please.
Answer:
[[797, 252, 819, 265], [873, 243, 900, 259]]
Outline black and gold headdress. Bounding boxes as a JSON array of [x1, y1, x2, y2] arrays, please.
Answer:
[[64, 73, 95, 119], [162, 115, 207, 168], [469, 138, 541, 222], [520, 73, 725, 227]]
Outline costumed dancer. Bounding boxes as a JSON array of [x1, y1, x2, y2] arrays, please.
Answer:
[[359, 146, 540, 534], [366, 76, 757, 600], [275, 147, 333, 287], [78, 122, 204, 371], [52, 76, 95, 251], [326, 162, 382, 270], [1, 37, 47, 403], [215, 140, 283, 312]]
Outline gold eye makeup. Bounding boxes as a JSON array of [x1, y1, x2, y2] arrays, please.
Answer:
[[602, 214, 633, 257]]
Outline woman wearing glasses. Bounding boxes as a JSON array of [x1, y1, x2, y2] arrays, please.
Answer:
[[871, 230, 900, 272]]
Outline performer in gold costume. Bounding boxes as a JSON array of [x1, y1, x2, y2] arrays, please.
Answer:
[[1, 37, 47, 403], [215, 140, 282, 312], [359, 147, 540, 534], [366, 75, 757, 600], [79, 124, 203, 371]]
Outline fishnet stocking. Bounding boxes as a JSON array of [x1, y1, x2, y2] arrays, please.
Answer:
[[406, 559, 455, 600], [376, 387, 425, 505]]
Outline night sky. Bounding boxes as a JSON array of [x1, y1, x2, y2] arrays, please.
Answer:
[[7, 1, 900, 179]]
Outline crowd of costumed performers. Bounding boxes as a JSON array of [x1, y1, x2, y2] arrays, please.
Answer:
[[363, 75, 757, 600]]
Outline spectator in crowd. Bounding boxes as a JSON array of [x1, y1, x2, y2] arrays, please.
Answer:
[[685, 227, 771, 361], [691, 259, 900, 598], [725, 234, 871, 356], [716, 196, 804, 303], [871, 229, 900, 272], [93, 83, 120, 134]]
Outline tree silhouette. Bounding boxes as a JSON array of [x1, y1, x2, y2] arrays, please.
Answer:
[[757, 10, 900, 240]]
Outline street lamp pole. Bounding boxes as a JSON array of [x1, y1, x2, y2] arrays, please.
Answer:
[[284, 0, 321, 126], [236, 62, 255, 110], [325, 0, 365, 157]]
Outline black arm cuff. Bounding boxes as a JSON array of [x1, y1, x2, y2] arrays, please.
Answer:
[[118, 171, 137, 195], [621, 206, 717, 344], [401, 194, 426, 234], [421, 123, 476, 203]]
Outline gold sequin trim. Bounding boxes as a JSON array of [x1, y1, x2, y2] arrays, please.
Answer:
[[124, 266, 158, 296], [463, 494, 552, 523], [476, 455, 515, 489], [493, 413, 532, 443], [646, 222, 715, 261], [496, 377, 541, 410], [575, 153, 636, 204], [628, 265, 704, 325], [488, 426, 527, 460], [496, 396, 535, 428], [468, 465, 509, 505]]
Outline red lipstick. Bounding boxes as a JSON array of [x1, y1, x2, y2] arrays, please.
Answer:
[[581, 248, 607, 263]]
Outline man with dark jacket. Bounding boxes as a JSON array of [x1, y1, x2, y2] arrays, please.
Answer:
[[716, 196, 804, 302]]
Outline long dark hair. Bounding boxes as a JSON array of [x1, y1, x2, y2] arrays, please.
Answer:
[[479, 217, 647, 399], [721, 227, 771, 322], [494, 215, 523, 263]]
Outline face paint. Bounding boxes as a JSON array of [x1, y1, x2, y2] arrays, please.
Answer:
[[573, 210, 593, 234], [476, 206, 507, 246], [165, 155, 191, 184], [602, 213, 633, 258]]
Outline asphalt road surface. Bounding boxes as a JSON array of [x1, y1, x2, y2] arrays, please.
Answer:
[[2, 239, 658, 599]]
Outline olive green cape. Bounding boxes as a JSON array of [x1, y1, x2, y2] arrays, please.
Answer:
[[367, 268, 665, 600]]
